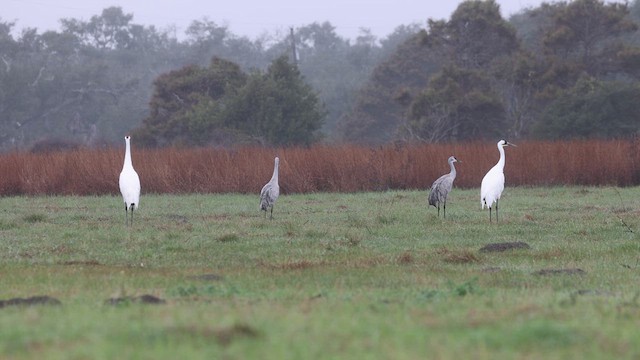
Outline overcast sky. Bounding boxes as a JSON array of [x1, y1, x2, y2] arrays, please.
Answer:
[[1, 0, 583, 40]]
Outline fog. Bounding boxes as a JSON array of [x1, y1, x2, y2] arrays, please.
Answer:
[[5, 0, 550, 40]]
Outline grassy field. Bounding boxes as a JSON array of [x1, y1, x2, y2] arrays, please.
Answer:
[[1, 186, 640, 359]]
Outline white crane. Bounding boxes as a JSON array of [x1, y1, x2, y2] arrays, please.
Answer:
[[428, 156, 459, 218], [119, 135, 140, 226], [481, 140, 516, 222], [260, 157, 280, 219]]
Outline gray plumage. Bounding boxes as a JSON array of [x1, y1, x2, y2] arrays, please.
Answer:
[[428, 156, 459, 218], [260, 157, 280, 219]]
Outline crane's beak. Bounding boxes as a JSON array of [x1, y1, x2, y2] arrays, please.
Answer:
[[507, 142, 517, 147]]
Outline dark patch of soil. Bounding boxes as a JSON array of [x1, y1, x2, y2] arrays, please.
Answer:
[[0, 295, 61, 308], [60, 260, 101, 266], [262, 260, 323, 270], [170, 323, 260, 347], [436, 248, 479, 264], [105, 294, 166, 306], [479, 242, 531, 253], [533, 268, 586, 276], [215, 324, 260, 346], [167, 214, 189, 224], [188, 274, 224, 281], [574, 289, 612, 296], [217, 233, 239, 242], [396, 251, 414, 265]]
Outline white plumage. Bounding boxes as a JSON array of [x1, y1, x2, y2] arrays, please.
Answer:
[[119, 135, 140, 226], [481, 139, 515, 222], [428, 156, 459, 218], [260, 157, 280, 219]]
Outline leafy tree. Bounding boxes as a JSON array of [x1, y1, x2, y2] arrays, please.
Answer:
[[488, 48, 554, 138], [1, 5, 410, 150], [61, 7, 135, 49], [0, 22, 120, 149], [12, 1, 640, 149], [508, 3, 559, 55], [542, 0, 637, 74], [506, 0, 640, 139], [133, 57, 247, 147], [378, 24, 423, 59], [404, 65, 505, 142], [423, 0, 519, 69], [134, 56, 324, 147], [222, 56, 325, 146], [394, 1, 518, 143], [338, 32, 439, 144], [533, 77, 640, 139], [286, 23, 384, 139]]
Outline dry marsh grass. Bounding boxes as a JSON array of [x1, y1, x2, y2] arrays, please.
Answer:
[[1, 139, 638, 196]]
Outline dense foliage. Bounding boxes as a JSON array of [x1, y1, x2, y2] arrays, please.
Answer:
[[133, 56, 324, 147], [0, 8, 412, 150], [342, 0, 640, 143], [3, 0, 640, 150]]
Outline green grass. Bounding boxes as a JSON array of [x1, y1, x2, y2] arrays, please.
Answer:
[[1, 187, 640, 359]]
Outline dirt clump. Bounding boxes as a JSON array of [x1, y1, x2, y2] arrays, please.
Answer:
[[533, 268, 586, 276], [105, 294, 166, 305], [60, 260, 101, 266], [0, 295, 61, 308], [215, 324, 260, 346], [479, 242, 531, 253]]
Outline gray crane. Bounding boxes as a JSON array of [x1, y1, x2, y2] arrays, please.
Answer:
[[260, 157, 280, 219], [428, 156, 459, 218]]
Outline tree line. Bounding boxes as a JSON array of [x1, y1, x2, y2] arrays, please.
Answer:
[[2, 0, 640, 151], [0, 7, 415, 150], [343, 0, 640, 144]]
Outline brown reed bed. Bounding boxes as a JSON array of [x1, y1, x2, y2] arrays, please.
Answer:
[[0, 139, 638, 196]]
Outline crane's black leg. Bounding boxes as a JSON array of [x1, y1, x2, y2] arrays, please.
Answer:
[[130, 204, 134, 226], [270, 206, 274, 220], [124, 204, 129, 226], [443, 199, 447, 219], [489, 206, 492, 223], [437, 204, 440, 217], [496, 199, 499, 222]]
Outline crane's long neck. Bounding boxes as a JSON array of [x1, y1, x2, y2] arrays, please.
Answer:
[[123, 140, 133, 170], [271, 160, 279, 184], [496, 145, 506, 171], [449, 161, 457, 178]]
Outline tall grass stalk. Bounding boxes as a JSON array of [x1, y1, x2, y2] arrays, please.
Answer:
[[1, 139, 638, 195]]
